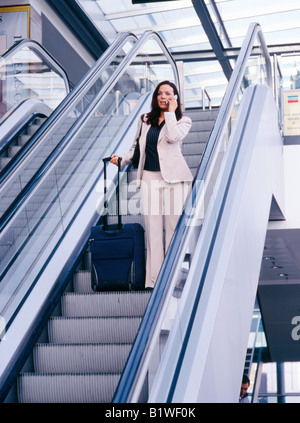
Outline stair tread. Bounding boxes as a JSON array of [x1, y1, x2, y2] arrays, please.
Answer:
[[18, 372, 121, 403], [20, 371, 122, 375], [33, 342, 133, 373], [48, 315, 143, 344], [36, 341, 133, 346], [50, 314, 143, 322], [61, 290, 151, 317]]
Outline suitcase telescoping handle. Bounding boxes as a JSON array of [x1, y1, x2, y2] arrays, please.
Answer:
[[102, 156, 122, 230]]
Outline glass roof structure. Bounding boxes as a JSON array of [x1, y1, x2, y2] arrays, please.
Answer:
[[75, 0, 300, 108]]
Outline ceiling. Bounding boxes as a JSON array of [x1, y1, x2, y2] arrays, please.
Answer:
[[74, 0, 300, 108]]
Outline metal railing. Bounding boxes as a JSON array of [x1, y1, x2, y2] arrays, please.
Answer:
[[202, 87, 212, 110]]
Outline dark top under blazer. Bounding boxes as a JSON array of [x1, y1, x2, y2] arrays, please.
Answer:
[[144, 121, 165, 171]]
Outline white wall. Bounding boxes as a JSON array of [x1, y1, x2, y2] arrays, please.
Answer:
[[269, 145, 300, 230], [0, 0, 95, 84], [0, 0, 94, 67]]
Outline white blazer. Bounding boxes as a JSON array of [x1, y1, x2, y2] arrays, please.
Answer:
[[121, 112, 193, 184]]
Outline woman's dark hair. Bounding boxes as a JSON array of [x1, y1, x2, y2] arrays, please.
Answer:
[[145, 80, 183, 125]]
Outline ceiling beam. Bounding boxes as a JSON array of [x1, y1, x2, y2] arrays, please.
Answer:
[[192, 0, 233, 80], [210, 0, 232, 48], [46, 0, 109, 59], [105, 1, 192, 19]]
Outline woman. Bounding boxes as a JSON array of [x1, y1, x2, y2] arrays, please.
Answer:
[[111, 81, 192, 288]]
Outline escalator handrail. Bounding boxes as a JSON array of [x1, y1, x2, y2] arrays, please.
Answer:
[[113, 22, 273, 403], [0, 38, 70, 94], [0, 32, 138, 186], [0, 99, 52, 153], [0, 30, 179, 235], [194, 22, 272, 185]]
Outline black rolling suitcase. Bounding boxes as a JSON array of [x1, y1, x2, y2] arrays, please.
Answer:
[[89, 157, 145, 291]]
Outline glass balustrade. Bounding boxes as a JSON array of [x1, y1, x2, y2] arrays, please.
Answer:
[[0, 40, 70, 122], [0, 35, 138, 217]]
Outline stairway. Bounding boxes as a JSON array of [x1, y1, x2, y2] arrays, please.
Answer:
[[183, 109, 218, 178], [18, 271, 151, 403], [17, 108, 218, 403], [0, 115, 79, 219], [0, 116, 47, 171]]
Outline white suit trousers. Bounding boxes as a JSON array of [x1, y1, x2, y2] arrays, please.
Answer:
[[141, 170, 190, 288]]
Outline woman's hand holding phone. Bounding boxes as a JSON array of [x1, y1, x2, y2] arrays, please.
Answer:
[[167, 94, 178, 112]]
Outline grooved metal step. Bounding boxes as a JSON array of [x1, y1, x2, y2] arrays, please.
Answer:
[[33, 343, 132, 373], [61, 291, 151, 317], [18, 373, 121, 403], [48, 316, 143, 344], [73, 270, 93, 292]]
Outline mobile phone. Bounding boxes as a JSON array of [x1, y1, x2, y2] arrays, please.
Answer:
[[166, 94, 177, 104]]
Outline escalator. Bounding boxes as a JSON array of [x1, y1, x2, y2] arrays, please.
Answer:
[[112, 23, 284, 404], [0, 39, 70, 179], [0, 23, 284, 403], [16, 108, 217, 403], [0, 29, 181, 402], [0, 100, 51, 172]]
